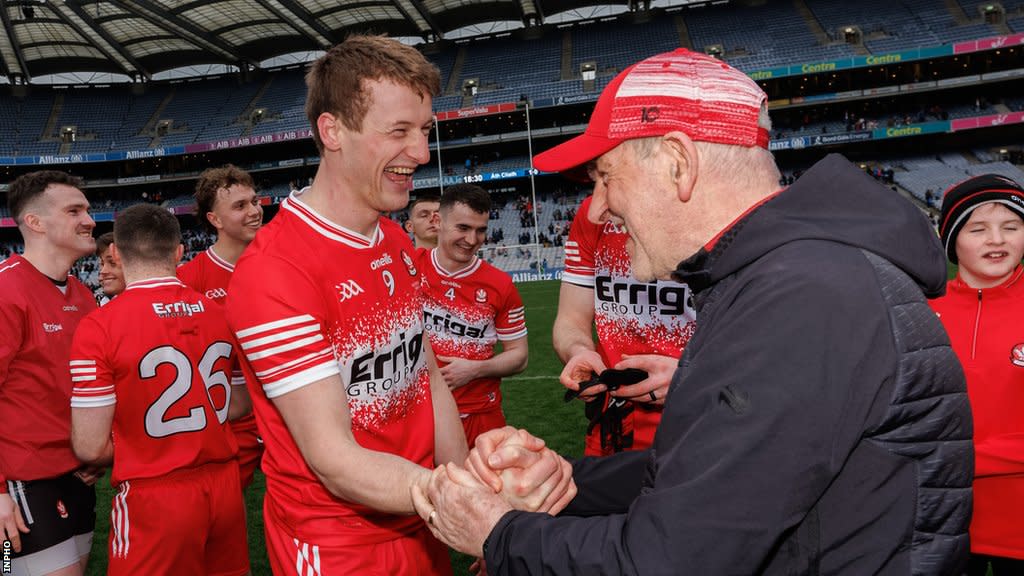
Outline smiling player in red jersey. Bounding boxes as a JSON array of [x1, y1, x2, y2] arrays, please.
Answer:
[[178, 164, 264, 490], [418, 184, 528, 448], [1, 171, 99, 576], [225, 36, 468, 576]]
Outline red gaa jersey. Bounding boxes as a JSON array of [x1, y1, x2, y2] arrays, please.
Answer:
[[0, 255, 97, 484], [178, 246, 259, 456], [418, 248, 527, 414], [564, 196, 696, 367], [564, 197, 696, 455], [178, 247, 233, 303], [226, 190, 434, 542], [70, 278, 240, 486]]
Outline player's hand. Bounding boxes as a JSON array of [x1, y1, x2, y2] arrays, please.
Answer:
[[74, 465, 105, 486], [436, 356, 480, 390], [494, 445, 576, 514], [466, 427, 576, 514], [465, 426, 546, 492], [609, 354, 679, 406], [0, 492, 29, 553], [412, 463, 511, 557], [559, 350, 607, 401]]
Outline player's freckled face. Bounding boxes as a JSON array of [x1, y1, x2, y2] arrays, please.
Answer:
[[340, 78, 434, 214]]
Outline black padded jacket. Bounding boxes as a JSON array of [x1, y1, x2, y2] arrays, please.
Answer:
[[483, 154, 973, 575]]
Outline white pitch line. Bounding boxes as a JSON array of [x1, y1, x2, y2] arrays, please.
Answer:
[[504, 375, 561, 381]]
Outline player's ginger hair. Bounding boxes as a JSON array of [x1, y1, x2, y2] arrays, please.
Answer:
[[305, 34, 440, 153]]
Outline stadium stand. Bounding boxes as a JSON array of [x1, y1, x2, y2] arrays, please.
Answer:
[[571, 17, 681, 76], [686, 1, 854, 71], [2, 0, 1023, 158], [3, 0, 1024, 295]]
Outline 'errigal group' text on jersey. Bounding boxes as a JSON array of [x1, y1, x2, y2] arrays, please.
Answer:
[[226, 190, 434, 542], [564, 196, 696, 366]]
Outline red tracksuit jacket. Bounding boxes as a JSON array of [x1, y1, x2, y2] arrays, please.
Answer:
[[931, 265, 1024, 559]]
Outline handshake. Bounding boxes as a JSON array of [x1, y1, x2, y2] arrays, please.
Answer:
[[411, 426, 577, 560]]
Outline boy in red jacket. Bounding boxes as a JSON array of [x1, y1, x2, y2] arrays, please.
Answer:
[[932, 174, 1024, 575]]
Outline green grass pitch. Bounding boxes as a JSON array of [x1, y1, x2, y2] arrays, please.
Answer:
[[85, 280, 586, 575]]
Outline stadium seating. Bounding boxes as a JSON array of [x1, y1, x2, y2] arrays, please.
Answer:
[[571, 18, 680, 75], [893, 156, 1024, 203], [1, 0, 1019, 157]]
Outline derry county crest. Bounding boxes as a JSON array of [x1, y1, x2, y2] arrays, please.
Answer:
[[475, 289, 488, 303], [1011, 343, 1024, 367], [401, 250, 418, 276]]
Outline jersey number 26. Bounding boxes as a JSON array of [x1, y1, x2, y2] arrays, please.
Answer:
[[141, 342, 233, 438]]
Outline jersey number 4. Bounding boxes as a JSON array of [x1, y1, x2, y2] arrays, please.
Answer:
[[141, 342, 233, 438]]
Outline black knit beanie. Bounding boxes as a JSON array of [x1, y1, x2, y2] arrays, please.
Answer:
[[938, 174, 1024, 264]]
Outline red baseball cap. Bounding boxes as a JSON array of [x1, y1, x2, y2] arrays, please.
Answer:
[[533, 48, 770, 174]]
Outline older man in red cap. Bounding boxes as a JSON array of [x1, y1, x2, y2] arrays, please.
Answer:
[[412, 48, 973, 575]]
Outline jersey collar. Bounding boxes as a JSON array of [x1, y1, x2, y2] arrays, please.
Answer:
[[283, 188, 383, 250], [126, 277, 185, 291], [431, 248, 481, 279], [206, 247, 235, 272]]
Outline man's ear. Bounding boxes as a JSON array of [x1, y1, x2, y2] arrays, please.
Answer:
[[404, 219, 414, 234], [174, 244, 184, 265], [110, 243, 123, 266], [317, 112, 344, 152], [21, 211, 44, 234], [661, 131, 699, 203], [205, 211, 222, 232]]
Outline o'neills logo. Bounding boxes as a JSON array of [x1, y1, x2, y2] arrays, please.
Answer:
[[152, 300, 205, 318], [1011, 343, 1024, 367], [62, 305, 79, 312], [370, 253, 393, 271]]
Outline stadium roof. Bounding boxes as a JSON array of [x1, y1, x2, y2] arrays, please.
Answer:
[[0, 0, 708, 83]]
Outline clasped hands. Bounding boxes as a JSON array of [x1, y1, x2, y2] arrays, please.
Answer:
[[411, 426, 576, 558]]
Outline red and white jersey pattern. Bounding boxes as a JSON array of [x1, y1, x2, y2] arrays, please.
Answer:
[[418, 248, 527, 414], [69, 278, 240, 486], [0, 255, 97, 483], [563, 196, 696, 367], [227, 190, 434, 540], [177, 247, 233, 303]]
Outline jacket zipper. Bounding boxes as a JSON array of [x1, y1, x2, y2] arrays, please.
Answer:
[[971, 289, 982, 360]]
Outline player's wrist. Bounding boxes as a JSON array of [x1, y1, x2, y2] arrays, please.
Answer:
[[564, 342, 595, 362]]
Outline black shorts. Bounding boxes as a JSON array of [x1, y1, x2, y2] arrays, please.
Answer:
[[7, 471, 96, 557]]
